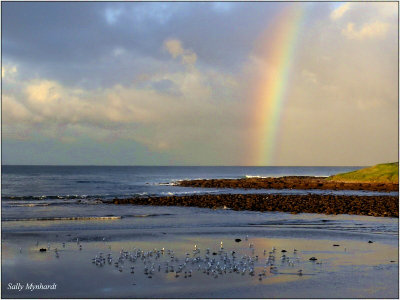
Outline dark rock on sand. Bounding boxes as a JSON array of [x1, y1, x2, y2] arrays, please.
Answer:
[[39, 248, 47, 252], [368, 241, 374, 243], [309, 257, 318, 261], [235, 239, 242, 243], [177, 176, 398, 192], [106, 193, 399, 218]]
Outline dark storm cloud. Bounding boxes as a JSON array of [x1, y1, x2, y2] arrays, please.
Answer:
[[2, 2, 284, 88], [3, 2, 396, 166]]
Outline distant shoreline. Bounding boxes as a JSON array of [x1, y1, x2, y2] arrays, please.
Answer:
[[177, 176, 398, 192], [107, 171, 399, 218]]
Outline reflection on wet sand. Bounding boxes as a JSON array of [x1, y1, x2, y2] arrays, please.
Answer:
[[2, 232, 398, 298]]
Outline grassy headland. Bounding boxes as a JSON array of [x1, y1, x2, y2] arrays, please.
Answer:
[[109, 163, 399, 217], [108, 194, 399, 217], [327, 162, 398, 183]]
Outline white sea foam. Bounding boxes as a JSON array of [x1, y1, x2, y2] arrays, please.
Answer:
[[4, 216, 122, 222], [12, 203, 50, 207], [244, 175, 268, 179]]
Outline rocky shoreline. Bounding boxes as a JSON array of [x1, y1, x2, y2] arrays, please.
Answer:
[[106, 194, 399, 218], [177, 176, 399, 192]]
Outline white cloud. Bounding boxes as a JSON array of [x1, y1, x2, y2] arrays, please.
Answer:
[[243, 2, 398, 165], [212, 2, 235, 14], [330, 3, 351, 20], [112, 47, 126, 57], [301, 69, 317, 84], [2, 65, 18, 79], [105, 8, 122, 25], [2, 95, 33, 123], [132, 3, 179, 25], [3, 3, 396, 165], [2, 47, 242, 162], [181, 52, 197, 65], [25, 80, 62, 104], [342, 21, 390, 40], [164, 38, 197, 66], [164, 39, 184, 58]]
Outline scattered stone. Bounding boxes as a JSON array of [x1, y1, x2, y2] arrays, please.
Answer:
[[108, 193, 398, 218], [309, 257, 317, 261], [177, 176, 398, 192]]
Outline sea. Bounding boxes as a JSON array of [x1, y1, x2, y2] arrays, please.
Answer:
[[2, 166, 398, 298], [1, 165, 398, 233]]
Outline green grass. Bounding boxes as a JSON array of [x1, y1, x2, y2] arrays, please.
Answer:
[[327, 162, 399, 183]]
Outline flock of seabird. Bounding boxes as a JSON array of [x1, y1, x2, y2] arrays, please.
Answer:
[[88, 237, 312, 285], [29, 234, 324, 286]]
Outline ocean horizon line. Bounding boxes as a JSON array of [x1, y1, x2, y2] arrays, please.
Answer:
[[2, 164, 367, 168]]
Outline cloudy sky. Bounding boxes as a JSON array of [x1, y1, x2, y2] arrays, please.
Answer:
[[2, 2, 398, 166]]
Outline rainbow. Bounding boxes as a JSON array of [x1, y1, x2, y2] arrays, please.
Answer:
[[251, 4, 309, 166]]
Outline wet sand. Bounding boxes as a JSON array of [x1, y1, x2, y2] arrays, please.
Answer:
[[177, 176, 399, 192], [3, 175, 398, 298], [2, 223, 398, 298], [108, 194, 399, 217], [3, 167, 398, 298]]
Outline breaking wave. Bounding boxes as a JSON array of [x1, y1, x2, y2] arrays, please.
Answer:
[[2, 195, 104, 201], [2, 213, 173, 222]]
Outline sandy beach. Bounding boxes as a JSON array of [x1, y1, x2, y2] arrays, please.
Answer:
[[3, 0, 398, 298], [2, 166, 398, 298], [2, 206, 399, 298]]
